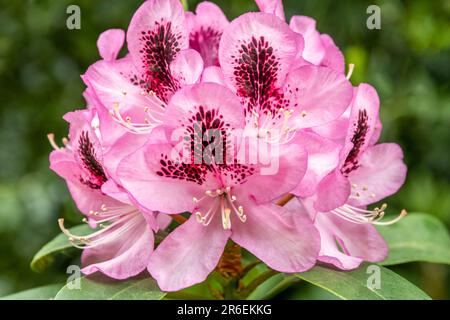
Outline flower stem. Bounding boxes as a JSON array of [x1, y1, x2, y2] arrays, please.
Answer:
[[172, 214, 187, 224]]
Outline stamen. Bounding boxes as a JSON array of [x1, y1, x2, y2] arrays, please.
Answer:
[[346, 63, 355, 80], [331, 203, 407, 226], [47, 133, 62, 151], [193, 187, 247, 229], [58, 205, 142, 249]]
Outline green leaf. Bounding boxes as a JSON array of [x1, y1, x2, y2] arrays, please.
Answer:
[[54, 276, 166, 300], [31, 224, 90, 273], [378, 213, 450, 266], [296, 263, 431, 300], [0, 284, 64, 300], [247, 274, 299, 300]]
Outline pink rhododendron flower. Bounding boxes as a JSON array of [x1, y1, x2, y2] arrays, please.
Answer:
[[291, 84, 407, 269], [49, 109, 160, 280], [186, 1, 229, 67], [218, 12, 353, 144], [118, 82, 320, 291], [255, 0, 345, 74], [83, 0, 204, 136], [48, 0, 409, 294]]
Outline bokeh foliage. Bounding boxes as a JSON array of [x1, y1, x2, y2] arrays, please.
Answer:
[[0, 0, 449, 299]]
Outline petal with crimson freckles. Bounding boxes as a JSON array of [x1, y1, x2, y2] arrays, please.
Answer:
[[285, 65, 353, 129], [187, 1, 229, 67], [148, 214, 230, 292], [50, 150, 119, 216], [292, 131, 341, 198], [82, 56, 164, 131], [117, 140, 209, 214], [290, 16, 325, 66], [97, 29, 125, 62], [340, 83, 381, 172], [127, 0, 188, 103], [255, 0, 286, 21], [231, 202, 320, 273], [164, 82, 245, 131], [81, 214, 155, 280], [219, 13, 299, 115], [320, 34, 346, 74], [347, 143, 407, 207]]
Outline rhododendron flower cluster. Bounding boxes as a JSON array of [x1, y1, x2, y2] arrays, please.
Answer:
[[49, 0, 407, 292]]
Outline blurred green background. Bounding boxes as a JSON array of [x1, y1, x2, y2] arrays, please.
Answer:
[[0, 0, 449, 299]]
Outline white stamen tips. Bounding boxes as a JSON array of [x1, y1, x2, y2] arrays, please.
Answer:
[[346, 63, 355, 80], [59, 205, 142, 249], [193, 187, 247, 230], [47, 133, 62, 151], [301, 110, 308, 117], [331, 203, 407, 226], [195, 211, 204, 223], [122, 90, 127, 96], [371, 193, 376, 198], [82, 218, 88, 223], [352, 184, 358, 188]]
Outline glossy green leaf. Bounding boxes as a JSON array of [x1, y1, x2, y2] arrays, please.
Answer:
[[54, 276, 166, 300], [378, 213, 450, 265], [30, 224, 90, 273], [0, 283, 64, 300], [296, 263, 431, 300]]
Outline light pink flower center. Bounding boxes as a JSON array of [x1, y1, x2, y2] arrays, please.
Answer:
[[193, 187, 246, 230]]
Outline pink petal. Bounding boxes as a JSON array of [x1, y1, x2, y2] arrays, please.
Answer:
[[290, 16, 325, 65], [97, 29, 125, 62], [102, 131, 149, 183], [292, 131, 341, 197], [255, 0, 286, 21], [315, 212, 388, 270], [347, 143, 407, 206], [170, 49, 204, 85], [127, 0, 188, 102], [231, 203, 319, 272], [234, 137, 307, 204], [320, 34, 345, 74], [285, 65, 353, 129], [201, 66, 226, 85], [148, 215, 230, 291], [188, 1, 228, 67], [314, 170, 351, 212], [82, 214, 154, 280]]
